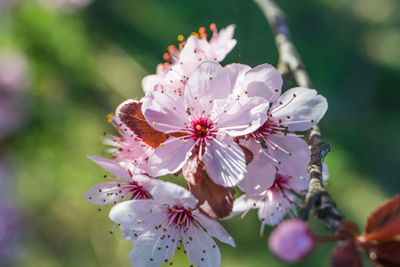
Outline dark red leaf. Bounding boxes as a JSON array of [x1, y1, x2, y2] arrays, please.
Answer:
[[118, 101, 168, 148], [361, 194, 400, 243], [331, 240, 363, 267], [187, 172, 235, 220], [363, 241, 400, 267], [239, 144, 254, 165], [182, 154, 204, 186]]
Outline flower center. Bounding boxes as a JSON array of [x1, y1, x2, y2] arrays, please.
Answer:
[[189, 117, 214, 141], [167, 206, 194, 227], [129, 181, 151, 200]]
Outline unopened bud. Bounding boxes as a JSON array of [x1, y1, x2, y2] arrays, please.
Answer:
[[268, 219, 316, 262]]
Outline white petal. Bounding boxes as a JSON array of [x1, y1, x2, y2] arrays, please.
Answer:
[[214, 95, 269, 137], [84, 182, 123, 206], [184, 61, 231, 117], [120, 225, 143, 244], [109, 200, 161, 231], [147, 137, 195, 177], [270, 87, 328, 131], [88, 155, 131, 180], [151, 182, 198, 209], [194, 212, 235, 246], [184, 227, 221, 267], [142, 90, 187, 133], [203, 137, 246, 187], [238, 139, 276, 194]]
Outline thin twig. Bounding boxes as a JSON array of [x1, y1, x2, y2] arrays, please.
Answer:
[[254, 0, 343, 231]]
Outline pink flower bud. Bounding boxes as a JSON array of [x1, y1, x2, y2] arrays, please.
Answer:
[[269, 219, 316, 262]]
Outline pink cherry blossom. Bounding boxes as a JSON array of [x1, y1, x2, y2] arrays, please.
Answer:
[[103, 100, 153, 171], [141, 61, 269, 186], [142, 24, 236, 95], [269, 219, 316, 262], [84, 156, 160, 206], [232, 172, 309, 236], [109, 181, 235, 267], [224, 63, 327, 194]]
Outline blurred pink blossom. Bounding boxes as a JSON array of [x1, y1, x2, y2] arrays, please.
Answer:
[[269, 219, 315, 262], [0, 51, 29, 139]]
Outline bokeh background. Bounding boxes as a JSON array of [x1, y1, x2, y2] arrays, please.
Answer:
[[1, 0, 399, 266]]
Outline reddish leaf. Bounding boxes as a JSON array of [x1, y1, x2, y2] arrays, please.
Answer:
[[361, 194, 400, 243], [239, 144, 254, 165], [182, 154, 204, 186], [331, 240, 363, 267], [363, 241, 400, 267], [187, 173, 235, 220], [118, 101, 168, 148]]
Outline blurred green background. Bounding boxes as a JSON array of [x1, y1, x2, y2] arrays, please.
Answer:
[[1, 0, 400, 266]]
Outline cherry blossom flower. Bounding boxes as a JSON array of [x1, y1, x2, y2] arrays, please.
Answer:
[[269, 219, 316, 262], [232, 171, 309, 236], [110, 181, 235, 267], [141, 61, 269, 187], [142, 24, 236, 95], [224, 63, 327, 194], [84, 155, 160, 206], [103, 101, 153, 171]]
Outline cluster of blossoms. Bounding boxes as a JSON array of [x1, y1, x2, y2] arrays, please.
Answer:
[[86, 24, 328, 266]]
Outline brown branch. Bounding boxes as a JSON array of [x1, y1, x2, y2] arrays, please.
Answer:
[[254, 0, 343, 231]]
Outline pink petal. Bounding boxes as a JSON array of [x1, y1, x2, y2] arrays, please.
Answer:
[[87, 155, 130, 180], [147, 137, 195, 177], [142, 73, 168, 94], [184, 61, 231, 117], [214, 95, 269, 137], [203, 137, 246, 187], [195, 212, 235, 246], [184, 227, 221, 267], [179, 36, 210, 69], [258, 191, 291, 226], [239, 63, 283, 102], [209, 24, 237, 61], [134, 174, 162, 193], [270, 87, 328, 131], [119, 225, 142, 243], [142, 90, 187, 133], [150, 182, 198, 209], [268, 135, 310, 177], [84, 182, 122, 206], [224, 63, 251, 89], [129, 230, 177, 267], [231, 194, 258, 217], [238, 139, 276, 194]]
